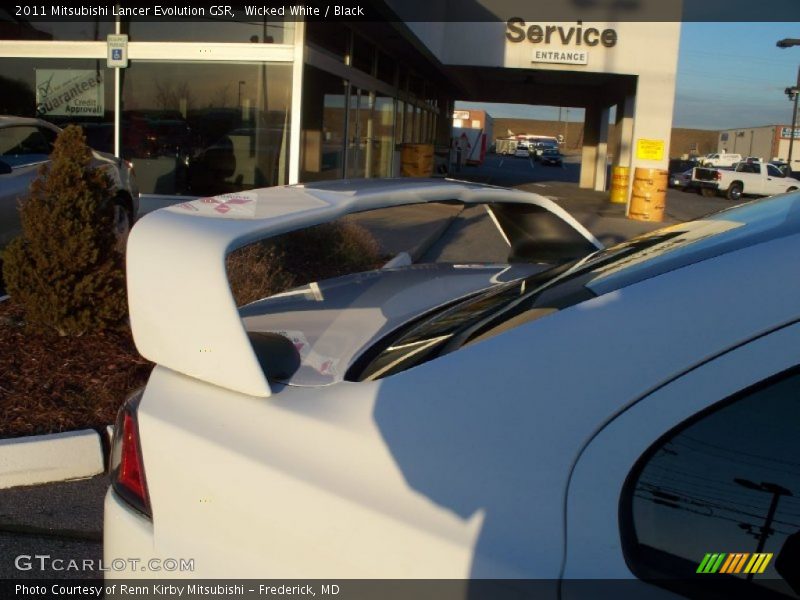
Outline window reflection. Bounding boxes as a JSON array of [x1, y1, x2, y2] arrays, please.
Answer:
[[121, 62, 292, 195]]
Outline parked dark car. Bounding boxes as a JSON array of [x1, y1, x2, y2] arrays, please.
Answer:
[[539, 148, 563, 166]]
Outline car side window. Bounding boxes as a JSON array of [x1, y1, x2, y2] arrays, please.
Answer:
[[0, 126, 53, 167], [768, 165, 785, 178], [621, 369, 800, 599]]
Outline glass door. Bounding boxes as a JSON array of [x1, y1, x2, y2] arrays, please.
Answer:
[[346, 87, 372, 178]]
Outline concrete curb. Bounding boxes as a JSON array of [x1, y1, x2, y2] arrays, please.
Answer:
[[0, 429, 105, 490]]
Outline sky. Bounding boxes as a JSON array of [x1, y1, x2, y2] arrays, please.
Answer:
[[456, 22, 800, 131]]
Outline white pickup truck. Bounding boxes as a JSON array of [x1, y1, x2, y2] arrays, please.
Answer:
[[691, 161, 800, 201]]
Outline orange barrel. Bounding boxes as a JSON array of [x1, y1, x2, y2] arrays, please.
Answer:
[[629, 167, 668, 222], [401, 143, 434, 177], [609, 166, 630, 204]]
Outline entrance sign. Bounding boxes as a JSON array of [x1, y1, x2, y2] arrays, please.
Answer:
[[35, 69, 104, 117], [636, 138, 665, 161], [532, 50, 588, 65]]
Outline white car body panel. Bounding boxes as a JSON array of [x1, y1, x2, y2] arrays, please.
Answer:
[[562, 321, 800, 591], [106, 209, 800, 580], [126, 179, 601, 398]]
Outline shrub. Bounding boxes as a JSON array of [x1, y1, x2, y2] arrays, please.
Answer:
[[226, 243, 294, 307], [2, 125, 127, 335], [226, 219, 383, 306]]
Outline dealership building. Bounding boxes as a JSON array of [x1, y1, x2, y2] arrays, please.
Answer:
[[716, 124, 800, 167], [0, 1, 681, 201]]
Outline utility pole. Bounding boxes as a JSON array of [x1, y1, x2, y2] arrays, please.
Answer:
[[787, 72, 799, 169], [778, 39, 800, 169]]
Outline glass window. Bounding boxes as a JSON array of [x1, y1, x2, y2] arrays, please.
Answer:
[[376, 52, 396, 86], [306, 21, 349, 62], [768, 165, 785, 178], [622, 369, 800, 599], [0, 58, 114, 150], [0, 125, 56, 167], [395, 100, 405, 146], [371, 94, 395, 178], [300, 66, 346, 182], [351, 35, 375, 75], [0, 11, 114, 40], [121, 61, 292, 195], [123, 17, 293, 44]]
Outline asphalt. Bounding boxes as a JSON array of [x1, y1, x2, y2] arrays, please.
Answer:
[[0, 154, 736, 576]]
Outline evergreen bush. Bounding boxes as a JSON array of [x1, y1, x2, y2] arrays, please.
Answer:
[[2, 125, 127, 335]]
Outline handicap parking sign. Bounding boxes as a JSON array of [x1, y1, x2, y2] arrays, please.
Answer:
[[107, 34, 128, 68]]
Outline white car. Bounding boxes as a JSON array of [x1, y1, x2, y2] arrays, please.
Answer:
[[105, 179, 800, 599], [514, 142, 530, 158], [699, 152, 743, 168]]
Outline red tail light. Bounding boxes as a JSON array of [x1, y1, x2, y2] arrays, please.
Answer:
[[111, 390, 151, 518], [715, 171, 722, 180]]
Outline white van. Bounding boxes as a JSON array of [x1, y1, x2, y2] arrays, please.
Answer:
[[700, 153, 742, 168]]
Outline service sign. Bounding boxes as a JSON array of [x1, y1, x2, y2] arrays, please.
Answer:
[[36, 69, 104, 117]]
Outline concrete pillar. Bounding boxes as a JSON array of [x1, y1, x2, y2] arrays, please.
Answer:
[[627, 71, 677, 215], [615, 95, 635, 167], [580, 106, 600, 189], [594, 106, 610, 192]]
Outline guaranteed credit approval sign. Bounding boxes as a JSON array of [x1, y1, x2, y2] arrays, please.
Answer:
[[35, 69, 104, 117]]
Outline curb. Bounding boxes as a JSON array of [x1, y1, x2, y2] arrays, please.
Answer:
[[0, 429, 105, 490]]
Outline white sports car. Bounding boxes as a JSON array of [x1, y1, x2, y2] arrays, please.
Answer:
[[105, 179, 800, 599]]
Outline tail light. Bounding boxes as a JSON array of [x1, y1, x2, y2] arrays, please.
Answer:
[[110, 390, 152, 518], [715, 171, 722, 180]]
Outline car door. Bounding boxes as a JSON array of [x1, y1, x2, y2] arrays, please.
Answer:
[[562, 320, 800, 599], [766, 164, 792, 195]]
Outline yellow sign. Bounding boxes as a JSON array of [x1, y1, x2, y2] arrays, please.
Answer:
[[636, 138, 665, 161]]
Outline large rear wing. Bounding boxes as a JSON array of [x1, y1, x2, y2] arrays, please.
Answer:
[[127, 178, 602, 397]]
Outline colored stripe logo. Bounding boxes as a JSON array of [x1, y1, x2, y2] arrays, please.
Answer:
[[697, 553, 772, 574]]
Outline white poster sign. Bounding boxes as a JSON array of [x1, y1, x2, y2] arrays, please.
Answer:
[[35, 69, 104, 117]]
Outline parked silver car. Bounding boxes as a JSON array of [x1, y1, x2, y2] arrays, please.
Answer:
[[0, 116, 139, 251]]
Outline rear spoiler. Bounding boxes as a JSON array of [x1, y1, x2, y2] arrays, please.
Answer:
[[127, 178, 602, 397]]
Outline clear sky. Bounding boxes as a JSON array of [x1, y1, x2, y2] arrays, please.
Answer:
[[456, 22, 800, 131]]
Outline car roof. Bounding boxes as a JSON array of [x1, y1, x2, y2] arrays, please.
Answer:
[[0, 115, 60, 130]]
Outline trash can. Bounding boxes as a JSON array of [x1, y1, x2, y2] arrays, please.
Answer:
[[629, 168, 668, 222], [609, 166, 630, 204], [401, 143, 434, 177]]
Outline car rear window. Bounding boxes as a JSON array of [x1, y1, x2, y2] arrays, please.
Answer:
[[350, 193, 800, 381]]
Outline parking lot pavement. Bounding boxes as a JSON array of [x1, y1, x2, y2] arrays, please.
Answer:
[[421, 205, 509, 263], [0, 532, 101, 579], [0, 476, 105, 578]]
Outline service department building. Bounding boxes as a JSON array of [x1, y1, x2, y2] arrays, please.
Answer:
[[0, 1, 681, 201]]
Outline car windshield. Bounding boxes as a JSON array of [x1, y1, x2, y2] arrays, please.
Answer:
[[351, 194, 800, 381]]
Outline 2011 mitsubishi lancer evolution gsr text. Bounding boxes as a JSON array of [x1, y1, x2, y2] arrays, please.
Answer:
[[105, 178, 800, 600]]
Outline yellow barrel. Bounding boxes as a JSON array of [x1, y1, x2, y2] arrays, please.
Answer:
[[401, 143, 434, 177], [629, 168, 668, 222], [609, 166, 630, 204]]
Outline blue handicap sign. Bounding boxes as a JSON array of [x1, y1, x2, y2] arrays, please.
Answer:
[[112, 49, 122, 60]]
